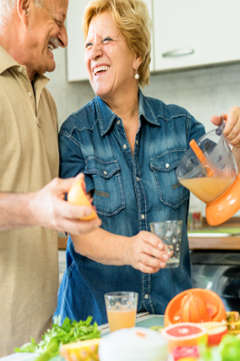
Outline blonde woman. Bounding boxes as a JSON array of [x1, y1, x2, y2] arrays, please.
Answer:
[[56, 0, 206, 324]]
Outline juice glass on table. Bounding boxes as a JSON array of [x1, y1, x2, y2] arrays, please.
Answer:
[[104, 291, 138, 332]]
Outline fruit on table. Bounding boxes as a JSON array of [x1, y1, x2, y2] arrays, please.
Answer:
[[60, 338, 100, 361], [219, 334, 240, 361], [164, 288, 226, 326], [226, 311, 240, 335], [201, 321, 228, 346], [175, 357, 198, 361], [161, 322, 207, 352], [172, 345, 199, 361], [68, 179, 97, 220]]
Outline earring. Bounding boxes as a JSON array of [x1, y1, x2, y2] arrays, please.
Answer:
[[134, 72, 140, 80]]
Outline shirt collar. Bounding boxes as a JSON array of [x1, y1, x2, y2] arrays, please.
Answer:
[[0, 45, 19, 74], [0, 45, 49, 84], [95, 89, 166, 137], [138, 88, 164, 126]]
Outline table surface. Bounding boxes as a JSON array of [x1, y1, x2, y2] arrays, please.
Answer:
[[1, 314, 164, 361]]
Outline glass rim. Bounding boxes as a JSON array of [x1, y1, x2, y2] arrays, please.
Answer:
[[104, 291, 138, 298], [150, 219, 183, 226]]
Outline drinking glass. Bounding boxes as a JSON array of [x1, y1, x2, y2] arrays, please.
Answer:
[[150, 220, 183, 268], [104, 291, 138, 332]]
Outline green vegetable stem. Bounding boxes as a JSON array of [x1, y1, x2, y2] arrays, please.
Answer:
[[14, 316, 100, 361]]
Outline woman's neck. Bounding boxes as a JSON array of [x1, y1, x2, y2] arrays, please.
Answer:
[[102, 87, 139, 124]]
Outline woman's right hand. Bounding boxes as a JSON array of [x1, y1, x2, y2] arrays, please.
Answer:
[[126, 231, 171, 274]]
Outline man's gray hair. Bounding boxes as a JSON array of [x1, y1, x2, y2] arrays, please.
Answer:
[[0, 0, 43, 26]]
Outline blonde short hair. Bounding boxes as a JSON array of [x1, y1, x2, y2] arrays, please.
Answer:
[[83, 0, 151, 87]]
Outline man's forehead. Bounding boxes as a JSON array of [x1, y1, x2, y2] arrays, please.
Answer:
[[42, 0, 68, 17]]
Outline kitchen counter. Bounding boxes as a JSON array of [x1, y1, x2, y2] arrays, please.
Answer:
[[189, 234, 240, 250], [188, 218, 240, 250]]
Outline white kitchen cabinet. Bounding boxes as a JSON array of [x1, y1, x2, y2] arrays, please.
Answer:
[[153, 0, 240, 72], [66, 0, 153, 81], [66, 0, 89, 81]]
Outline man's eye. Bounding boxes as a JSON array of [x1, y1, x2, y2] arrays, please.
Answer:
[[55, 19, 63, 27]]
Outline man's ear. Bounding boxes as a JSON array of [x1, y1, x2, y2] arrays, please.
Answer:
[[16, 0, 31, 24]]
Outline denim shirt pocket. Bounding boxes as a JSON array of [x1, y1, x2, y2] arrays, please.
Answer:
[[150, 149, 189, 208], [85, 158, 126, 216]]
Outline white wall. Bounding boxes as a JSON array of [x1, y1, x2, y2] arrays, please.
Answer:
[[47, 48, 240, 215]]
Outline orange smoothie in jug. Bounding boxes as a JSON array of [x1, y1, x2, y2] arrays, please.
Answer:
[[179, 176, 235, 203]]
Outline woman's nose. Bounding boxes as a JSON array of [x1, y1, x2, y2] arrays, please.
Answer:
[[91, 42, 103, 59]]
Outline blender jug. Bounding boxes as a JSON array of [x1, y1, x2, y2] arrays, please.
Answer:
[[176, 125, 240, 226]]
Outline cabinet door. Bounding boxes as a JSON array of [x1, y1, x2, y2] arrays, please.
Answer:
[[153, 0, 240, 71], [66, 0, 89, 81]]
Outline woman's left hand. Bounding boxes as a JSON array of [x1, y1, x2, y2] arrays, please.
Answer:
[[211, 107, 240, 148]]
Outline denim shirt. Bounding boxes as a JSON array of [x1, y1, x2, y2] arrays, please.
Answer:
[[55, 90, 205, 325]]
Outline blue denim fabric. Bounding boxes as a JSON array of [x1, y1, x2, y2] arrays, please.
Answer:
[[55, 89, 205, 325]]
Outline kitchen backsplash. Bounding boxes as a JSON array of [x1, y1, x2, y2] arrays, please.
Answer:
[[47, 48, 240, 215]]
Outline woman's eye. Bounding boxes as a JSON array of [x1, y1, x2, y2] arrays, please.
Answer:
[[103, 37, 112, 43], [85, 42, 93, 49]]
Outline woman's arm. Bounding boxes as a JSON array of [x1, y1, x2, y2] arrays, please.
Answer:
[[72, 227, 170, 274], [211, 108, 240, 167]]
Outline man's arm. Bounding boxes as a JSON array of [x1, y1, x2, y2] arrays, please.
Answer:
[[0, 176, 101, 233]]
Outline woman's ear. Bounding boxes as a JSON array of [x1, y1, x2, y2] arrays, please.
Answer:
[[133, 55, 142, 74], [16, 0, 31, 24]]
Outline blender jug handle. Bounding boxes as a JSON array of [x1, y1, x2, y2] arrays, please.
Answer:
[[215, 121, 225, 136]]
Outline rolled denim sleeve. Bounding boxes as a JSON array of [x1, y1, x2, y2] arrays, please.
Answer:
[[59, 122, 94, 194]]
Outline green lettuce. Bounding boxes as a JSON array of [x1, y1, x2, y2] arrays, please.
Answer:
[[15, 316, 100, 361]]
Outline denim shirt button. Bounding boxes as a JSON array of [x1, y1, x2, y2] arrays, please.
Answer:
[[136, 177, 140, 182], [135, 140, 139, 145], [123, 144, 127, 149], [103, 170, 108, 175], [141, 214, 145, 220], [165, 163, 170, 169], [144, 294, 149, 299], [117, 120, 120, 125]]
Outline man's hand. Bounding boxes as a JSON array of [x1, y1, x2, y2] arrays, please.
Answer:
[[29, 176, 101, 234]]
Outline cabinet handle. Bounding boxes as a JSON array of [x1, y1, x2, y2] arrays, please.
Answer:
[[162, 48, 195, 58]]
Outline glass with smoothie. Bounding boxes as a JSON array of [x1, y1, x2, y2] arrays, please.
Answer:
[[179, 175, 236, 203], [104, 291, 138, 332]]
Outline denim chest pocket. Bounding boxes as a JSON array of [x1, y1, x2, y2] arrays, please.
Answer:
[[150, 150, 189, 208], [85, 159, 125, 216]]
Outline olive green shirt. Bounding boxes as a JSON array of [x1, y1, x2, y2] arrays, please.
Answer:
[[0, 46, 59, 356]]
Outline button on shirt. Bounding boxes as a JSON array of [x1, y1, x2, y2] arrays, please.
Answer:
[[56, 90, 205, 325]]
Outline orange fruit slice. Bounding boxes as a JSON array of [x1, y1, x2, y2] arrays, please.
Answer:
[[200, 321, 228, 346], [162, 322, 207, 352], [164, 288, 226, 326], [68, 179, 97, 221], [60, 338, 100, 361]]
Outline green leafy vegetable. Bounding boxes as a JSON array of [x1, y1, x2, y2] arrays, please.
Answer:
[[15, 316, 100, 361]]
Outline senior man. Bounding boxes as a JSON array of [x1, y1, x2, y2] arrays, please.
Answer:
[[0, 0, 100, 355]]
